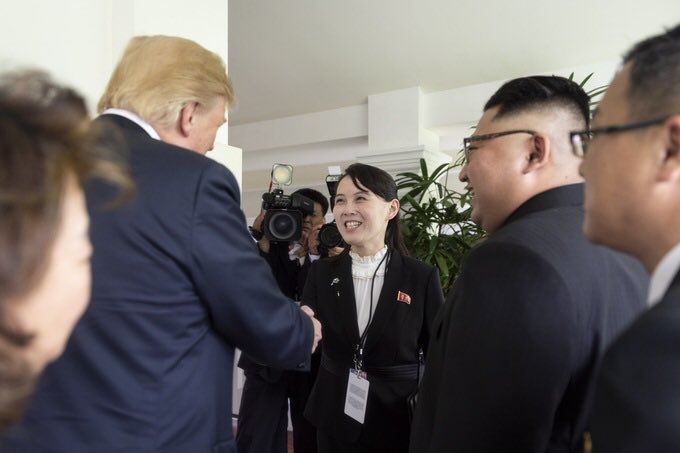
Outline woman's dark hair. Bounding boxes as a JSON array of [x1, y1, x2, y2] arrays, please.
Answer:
[[337, 163, 408, 256]]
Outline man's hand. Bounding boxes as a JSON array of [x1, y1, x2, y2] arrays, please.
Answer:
[[300, 305, 322, 353]]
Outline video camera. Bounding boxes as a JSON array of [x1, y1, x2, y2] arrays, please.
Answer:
[[261, 164, 315, 242], [318, 168, 345, 255]]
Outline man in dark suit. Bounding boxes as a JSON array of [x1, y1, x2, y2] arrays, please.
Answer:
[[237, 188, 329, 453], [409, 76, 648, 453], [2, 35, 321, 453], [577, 24, 680, 452]]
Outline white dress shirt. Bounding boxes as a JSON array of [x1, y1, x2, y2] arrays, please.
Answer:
[[351, 246, 388, 336], [647, 241, 680, 306], [101, 108, 161, 140]]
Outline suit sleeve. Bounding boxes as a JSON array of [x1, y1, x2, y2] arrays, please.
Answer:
[[300, 261, 319, 315], [189, 162, 313, 368], [420, 266, 444, 356], [430, 242, 576, 452]]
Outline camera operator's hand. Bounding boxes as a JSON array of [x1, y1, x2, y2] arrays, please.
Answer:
[[251, 208, 271, 254], [328, 246, 344, 257], [293, 230, 310, 258], [307, 225, 323, 256], [300, 305, 322, 353]]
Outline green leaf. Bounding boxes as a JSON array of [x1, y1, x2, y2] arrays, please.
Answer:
[[434, 253, 449, 277], [419, 159, 429, 178], [579, 72, 594, 87]]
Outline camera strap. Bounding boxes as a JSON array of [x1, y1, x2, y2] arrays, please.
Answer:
[[353, 249, 389, 373]]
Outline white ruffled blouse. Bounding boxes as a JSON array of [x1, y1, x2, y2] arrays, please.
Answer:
[[350, 246, 388, 336]]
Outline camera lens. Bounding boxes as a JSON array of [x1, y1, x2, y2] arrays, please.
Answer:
[[268, 212, 295, 240], [264, 210, 303, 242], [319, 223, 343, 248]]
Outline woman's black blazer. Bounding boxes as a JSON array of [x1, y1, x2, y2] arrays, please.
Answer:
[[302, 250, 443, 448]]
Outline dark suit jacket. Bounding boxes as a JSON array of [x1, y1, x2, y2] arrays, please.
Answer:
[[2, 115, 313, 453], [591, 270, 680, 452], [302, 250, 444, 449], [410, 184, 648, 453], [238, 241, 311, 382]]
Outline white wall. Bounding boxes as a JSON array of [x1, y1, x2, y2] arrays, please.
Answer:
[[0, 0, 114, 112], [0, 0, 241, 186]]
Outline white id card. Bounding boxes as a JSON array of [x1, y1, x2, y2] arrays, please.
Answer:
[[344, 369, 369, 424]]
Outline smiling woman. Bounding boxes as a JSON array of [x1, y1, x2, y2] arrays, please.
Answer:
[[0, 71, 131, 430], [301, 163, 444, 452]]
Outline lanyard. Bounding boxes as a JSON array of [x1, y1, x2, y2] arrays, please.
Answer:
[[353, 250, 389, 372]]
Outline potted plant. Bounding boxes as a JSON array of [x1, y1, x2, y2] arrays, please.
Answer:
[[396, 158, 485, 294]]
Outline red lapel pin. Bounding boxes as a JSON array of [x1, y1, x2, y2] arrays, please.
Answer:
[[397, 291, 411, 305]]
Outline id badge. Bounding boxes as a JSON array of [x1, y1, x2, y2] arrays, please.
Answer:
[[344, 368, 369, 424]]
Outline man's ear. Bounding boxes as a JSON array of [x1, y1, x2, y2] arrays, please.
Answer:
[[657, 116, 680, 182], [522, 133, 550, 174], [178, 102, 198, 137]]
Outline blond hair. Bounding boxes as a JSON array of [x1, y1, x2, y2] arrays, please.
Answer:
[[98, 35, 234, 128]]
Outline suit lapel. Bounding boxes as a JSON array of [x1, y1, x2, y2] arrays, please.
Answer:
[[329, 254, 361, 347], [363, 251, 402, 355]]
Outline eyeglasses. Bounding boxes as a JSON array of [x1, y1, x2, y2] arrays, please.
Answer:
[[570, 115, 672, 157], [463, 130, 536, 163]]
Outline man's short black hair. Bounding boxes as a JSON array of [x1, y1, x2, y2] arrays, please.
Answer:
[[484, 75, 590, 129], [623, 23, 680, 121], [293, 188, 329, 216]]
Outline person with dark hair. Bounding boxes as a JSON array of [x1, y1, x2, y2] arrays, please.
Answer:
[[409, 75, 648, 452], [302, 163, 444, 452], [2, 36, 321, 452], [0, 70, 130, 430], [237, 187, 329, 453], [576, 23, 680, 452]]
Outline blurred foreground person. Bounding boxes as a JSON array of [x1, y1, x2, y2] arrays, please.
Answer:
[[577, 23, 680, 453], [0, 71, 129, 430]]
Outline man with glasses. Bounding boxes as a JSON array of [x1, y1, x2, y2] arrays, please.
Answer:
[[410, 75, 647, 453], [576, 24, 680, 452]]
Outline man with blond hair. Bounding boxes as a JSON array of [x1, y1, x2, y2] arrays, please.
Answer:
[[3, 35, 320, 453]]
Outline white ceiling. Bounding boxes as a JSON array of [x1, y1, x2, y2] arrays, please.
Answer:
[[228, 0, 679, 126]]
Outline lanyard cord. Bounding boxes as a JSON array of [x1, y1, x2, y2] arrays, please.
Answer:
[[354, 249, 389, 370]]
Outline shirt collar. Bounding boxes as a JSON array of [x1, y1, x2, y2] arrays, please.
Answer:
[[101, 108, 161, 140], [648, 242, 680, 306]]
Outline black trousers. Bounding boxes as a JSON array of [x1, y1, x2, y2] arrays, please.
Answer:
[[236, 369, 317, 453], [316, 429, 408, 453]]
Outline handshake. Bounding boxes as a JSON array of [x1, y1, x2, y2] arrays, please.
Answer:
[[300, 305, 322, 353]]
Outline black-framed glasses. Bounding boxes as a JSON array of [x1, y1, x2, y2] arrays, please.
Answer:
[[462, 130, 536, 162], [570, 115, 672, 157]]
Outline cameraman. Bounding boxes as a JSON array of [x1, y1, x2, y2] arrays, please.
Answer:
[[237, 188, 328, 453]]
